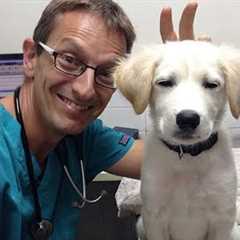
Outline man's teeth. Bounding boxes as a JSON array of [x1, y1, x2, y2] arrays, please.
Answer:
[[60, 95, 91, 110]]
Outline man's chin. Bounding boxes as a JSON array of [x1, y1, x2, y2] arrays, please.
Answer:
[[65, 121, 92, 135], [55, 108, 103, 135], [55, 118, 89, 136]]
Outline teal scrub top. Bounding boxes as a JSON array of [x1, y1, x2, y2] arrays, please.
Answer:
[[0, 105, 134, 240]]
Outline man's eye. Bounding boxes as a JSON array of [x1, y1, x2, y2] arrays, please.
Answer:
[[57, 53, 80, 69], [97, 68, 113, 78], [95, 68, 115, 87], [61, 54, 77, 65]]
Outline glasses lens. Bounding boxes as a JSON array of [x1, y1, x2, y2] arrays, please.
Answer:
[[53, 50, 116, 89], [95, 68, 116, 89], [56, 53, 86, 75]]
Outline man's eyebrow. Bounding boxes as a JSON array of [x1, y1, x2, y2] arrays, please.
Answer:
[[56, 38, 124, 66], [97, 58, 120, 69], [58, 38, 81, 48], [57, 39, 88, 57]]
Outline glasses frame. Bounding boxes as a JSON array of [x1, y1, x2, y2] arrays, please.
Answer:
[[38, 41, 116, 89]]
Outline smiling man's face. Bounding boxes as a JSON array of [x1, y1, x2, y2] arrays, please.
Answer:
[[31, 10, 127, 136]]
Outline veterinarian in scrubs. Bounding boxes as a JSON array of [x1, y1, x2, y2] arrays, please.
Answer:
[[0, 0, 198, 239]]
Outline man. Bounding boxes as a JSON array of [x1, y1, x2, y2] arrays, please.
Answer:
[[0, 0, 198, 239]]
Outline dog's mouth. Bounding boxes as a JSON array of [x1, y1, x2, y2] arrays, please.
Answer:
[[168, 130, 206, 146], [174, 130, 200, 140]]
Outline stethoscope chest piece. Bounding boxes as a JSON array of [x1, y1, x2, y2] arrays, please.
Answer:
[[31, 220, 53, 240]]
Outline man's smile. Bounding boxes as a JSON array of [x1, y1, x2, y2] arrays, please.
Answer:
[[56, 93, 94, 112]]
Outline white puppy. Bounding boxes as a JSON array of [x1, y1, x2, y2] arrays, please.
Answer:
[[114, 40, 240, 240]]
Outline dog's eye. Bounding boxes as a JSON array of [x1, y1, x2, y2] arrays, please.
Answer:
[[156, 79, 175, 88], [203, 81, 219, 89]]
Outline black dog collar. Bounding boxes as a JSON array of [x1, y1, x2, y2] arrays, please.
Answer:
[[161, 133, 218, 159]]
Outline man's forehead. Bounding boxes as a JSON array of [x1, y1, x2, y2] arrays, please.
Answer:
[[48, 11, 127, 55]]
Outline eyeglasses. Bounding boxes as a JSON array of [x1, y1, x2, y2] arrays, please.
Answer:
[[38, 41, 116, 89]]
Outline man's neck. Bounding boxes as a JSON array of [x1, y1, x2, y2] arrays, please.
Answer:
[[21, 84, 63, 166], [1, 85, 62, 168]]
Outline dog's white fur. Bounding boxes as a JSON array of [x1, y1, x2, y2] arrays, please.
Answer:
[[114, 40, 240, 240]]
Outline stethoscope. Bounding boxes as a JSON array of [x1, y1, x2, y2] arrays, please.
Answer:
[[14, 87, 106, 240], [56, 135, 107, 209]]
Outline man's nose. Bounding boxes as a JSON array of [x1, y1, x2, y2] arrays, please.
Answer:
[[72, 68, 96, 100]]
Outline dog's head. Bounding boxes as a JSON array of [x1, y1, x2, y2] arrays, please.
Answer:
[[114, 40, 240, 144]]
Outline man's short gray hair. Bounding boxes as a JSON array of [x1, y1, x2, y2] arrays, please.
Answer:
[[33, 0, 136, 54]]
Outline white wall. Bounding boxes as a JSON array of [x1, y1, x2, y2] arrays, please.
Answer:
[[1, 0, 240, 144]]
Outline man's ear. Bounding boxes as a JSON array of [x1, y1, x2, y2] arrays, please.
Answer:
[[113, 46, 160, 114], [220, 45, 240, 119], [22, 38, 37, 80]]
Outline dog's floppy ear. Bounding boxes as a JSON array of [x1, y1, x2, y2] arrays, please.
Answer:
[[220, 45, 240, 119], [113, 47, 159, 114]]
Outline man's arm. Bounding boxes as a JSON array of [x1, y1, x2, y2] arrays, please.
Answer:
[[107, 139, 143, 179]]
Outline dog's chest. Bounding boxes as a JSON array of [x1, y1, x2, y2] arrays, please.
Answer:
[[142, 167, 217, 240], [141, 138, 236, 240], [158, 170, 213, 216], [142, 163, 234, 240], [170, 174, 216, 226]]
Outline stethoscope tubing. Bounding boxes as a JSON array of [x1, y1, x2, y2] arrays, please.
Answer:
[[55, 121, 106, 208], [63, 160, 106, 208]]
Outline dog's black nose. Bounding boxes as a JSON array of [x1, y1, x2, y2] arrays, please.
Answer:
[[176, 110, 200, 130]]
